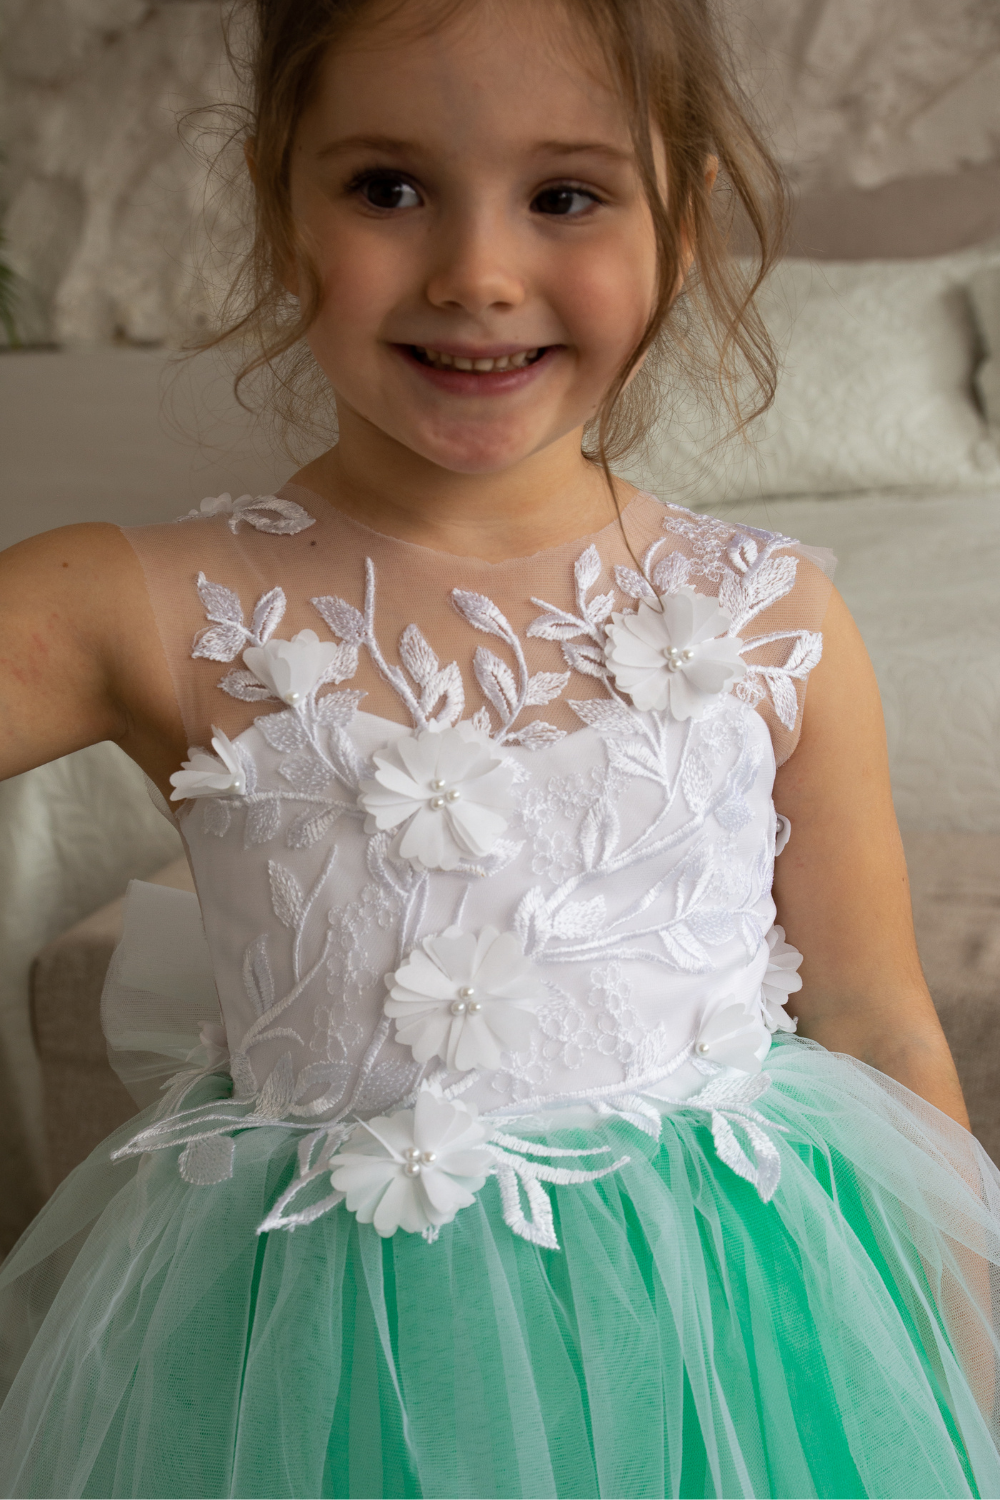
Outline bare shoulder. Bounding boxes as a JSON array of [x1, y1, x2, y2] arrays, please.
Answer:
[[0, 522, 184, 787], [0, 520, 148, 609]]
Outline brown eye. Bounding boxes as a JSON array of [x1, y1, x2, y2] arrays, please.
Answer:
[[358, 174, 420, 210], [532, 186, 597, 217]]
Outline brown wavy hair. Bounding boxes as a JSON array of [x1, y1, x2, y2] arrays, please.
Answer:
[[205, 0, 788, 473]]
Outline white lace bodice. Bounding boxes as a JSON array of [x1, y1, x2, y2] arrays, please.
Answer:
[[112, 487, 833, 1245]]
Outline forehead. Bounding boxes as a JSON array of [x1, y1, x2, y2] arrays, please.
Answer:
[[297, 0, 632, 160]]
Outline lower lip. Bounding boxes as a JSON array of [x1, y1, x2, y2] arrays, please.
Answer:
[[394, 345, 558, 394]]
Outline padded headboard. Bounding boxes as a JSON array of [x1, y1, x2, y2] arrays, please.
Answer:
[[787, 164, 1000, 261]]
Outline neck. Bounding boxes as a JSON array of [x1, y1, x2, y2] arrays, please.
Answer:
[[289, 408, 628, 562]]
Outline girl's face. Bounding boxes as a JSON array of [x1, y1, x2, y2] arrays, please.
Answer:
[[288, 0, 660, 477]]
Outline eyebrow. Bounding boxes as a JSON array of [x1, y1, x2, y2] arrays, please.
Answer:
[[314, 134, 633, 162]]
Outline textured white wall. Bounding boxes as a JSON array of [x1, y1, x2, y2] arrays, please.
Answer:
[[1, 0, 999, 345]]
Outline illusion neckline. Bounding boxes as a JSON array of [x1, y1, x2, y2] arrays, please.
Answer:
[[277, 480, 653, 569]]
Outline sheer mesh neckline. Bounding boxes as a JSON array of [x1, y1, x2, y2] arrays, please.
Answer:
[[278, 480, 645, 569], [124, 486, 833, 768]]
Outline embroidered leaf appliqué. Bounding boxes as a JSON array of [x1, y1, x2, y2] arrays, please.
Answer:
[[245, 799, 282, 847], [315, 690, 365, 727], [474, 648, 518, 716], [257, 712, 309, 754], [287, 804, 343, 850], [194, 624, 247, 662], [269, 861, 305, 929], [197, 574, 244, 626], [562, 642, 607, 680], [574, 545, 601, 594], [614, 565, 656, 602], [523, 671, 570, 707], [243, 935, 274, 1015], [652, 553, 690, 595], [251, 587, 286, 643], [569, 699, 640, 738], [452, 589, 514, 641], [779, 632, 823, 679], [279, 756, 332, 796], [202, 799, 231, 837], [509, 720, 565, 750], [552, 897, 607, 939], [311, 595, 366, 644], [398, 624, 439, 685], [219, 669, 275, 702], [526, 613, 590, 642], [755, 669, 799, 730], [660, 925, 711, 972]]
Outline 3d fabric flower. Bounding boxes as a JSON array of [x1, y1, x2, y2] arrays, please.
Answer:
[[242, 629, 342, 706], [760, 925, 803, 1033], [604, 585, 747, 718], [169, 729, 246, 801], [694, 998, 772, 1074], [386, 926, 546, 1071], [181, 492, 315, 535], [329, 1089, 494, 1238], [359, 725, 514, 871]]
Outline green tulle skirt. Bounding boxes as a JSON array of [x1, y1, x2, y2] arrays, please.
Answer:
[[2, 1037, 1000, 1499]]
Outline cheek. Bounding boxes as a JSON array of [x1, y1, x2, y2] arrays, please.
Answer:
[[311, 240, 395, 341], [552, 238, 657, 365]]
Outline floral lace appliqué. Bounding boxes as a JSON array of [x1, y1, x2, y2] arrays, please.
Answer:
[[180, 492, 316, 536]]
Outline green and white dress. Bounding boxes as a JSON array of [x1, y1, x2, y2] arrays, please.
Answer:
[[2, 488, 998, 1499]]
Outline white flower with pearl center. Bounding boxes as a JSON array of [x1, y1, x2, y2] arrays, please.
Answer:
[[386, 926, 546, 1072], [329, 1089, 494, 1238], [242, 629, 342, 707], [760, 925, 802, 1033], [694, 998, 772, 1074], [169, 729, 246, 801], [604, 586, 747, 718], [358, 725, 514, 871]]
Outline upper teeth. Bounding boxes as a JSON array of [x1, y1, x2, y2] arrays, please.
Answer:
[[419, 348, 538, 372]]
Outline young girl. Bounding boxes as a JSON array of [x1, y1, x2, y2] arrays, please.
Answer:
[[1, 1, 998, 1496]]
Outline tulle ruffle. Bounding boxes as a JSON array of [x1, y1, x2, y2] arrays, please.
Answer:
[[1, 1037, 999, 1499]]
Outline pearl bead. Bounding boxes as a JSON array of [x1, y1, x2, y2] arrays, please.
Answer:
[[403, 1161, 422, 1177], [284, 690, 300, 704], [697, 1041, 710, 1054], [450, 1000, 467, 1015], [431, 778, 446, 790], [682, 648, 694, 661], [404, 1146, 420, 1160], [421, 1151, 436, 1164], [459, 986, 475, 999], [447, 788, 461, 802], [468, 1001, 481, 1013], [228, 779, 241, 792], [430, 795, 446, 809]]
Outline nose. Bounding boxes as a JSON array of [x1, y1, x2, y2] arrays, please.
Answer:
[[423, 206, 527, 316]]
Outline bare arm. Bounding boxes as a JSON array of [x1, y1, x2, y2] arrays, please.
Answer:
[[0, 523, 186, 798], [772, 587, 969, 1129]]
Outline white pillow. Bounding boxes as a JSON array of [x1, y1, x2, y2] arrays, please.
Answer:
[[633, 245, 1000, 502]]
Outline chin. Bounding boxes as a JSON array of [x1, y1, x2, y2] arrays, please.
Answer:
[[411, 423, 551, 476]]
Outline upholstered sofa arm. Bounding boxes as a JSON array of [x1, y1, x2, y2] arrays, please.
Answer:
[[30, 857, 195, 1188]]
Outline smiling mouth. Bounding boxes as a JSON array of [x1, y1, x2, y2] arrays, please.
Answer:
[[408, 346, 547, 373]]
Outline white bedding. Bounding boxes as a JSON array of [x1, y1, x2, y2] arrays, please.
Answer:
[[709, 488, 1000, 832]]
